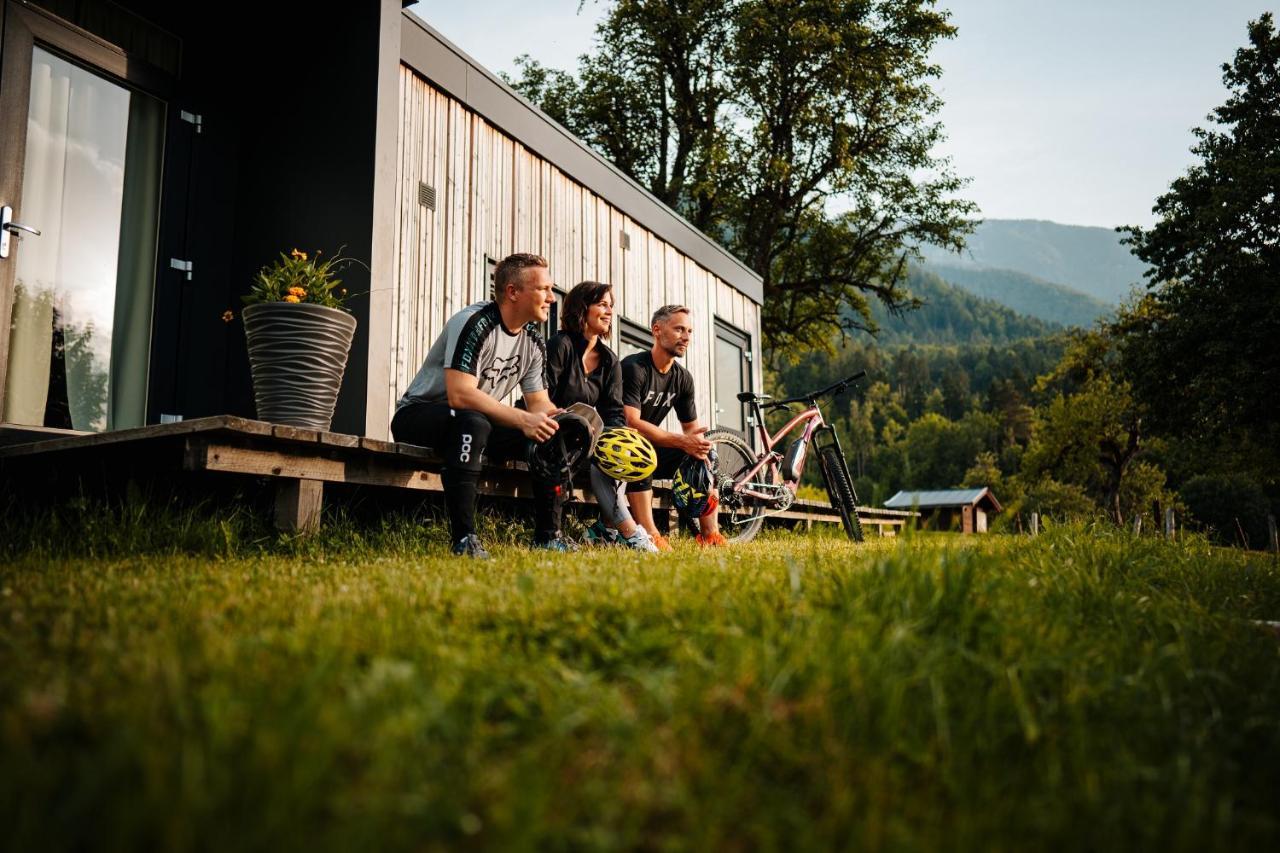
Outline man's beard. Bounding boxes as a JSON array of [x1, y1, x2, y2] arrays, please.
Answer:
[[659, 340, 684, 358]]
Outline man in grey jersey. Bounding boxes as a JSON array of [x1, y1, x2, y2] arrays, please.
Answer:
[[391, 253, 573, 557]]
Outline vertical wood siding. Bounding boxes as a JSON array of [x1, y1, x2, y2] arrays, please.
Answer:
[[390, 67, 762, 431]]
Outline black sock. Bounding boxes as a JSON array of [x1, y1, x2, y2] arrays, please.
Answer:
[[534, 480, 565, 542], [443, 468, 479, 541]]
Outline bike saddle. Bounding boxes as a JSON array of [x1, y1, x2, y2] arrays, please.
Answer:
[[737, 392, 772, 403]]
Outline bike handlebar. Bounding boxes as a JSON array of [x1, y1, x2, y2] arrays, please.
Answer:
[[765, 370, 866, 409]]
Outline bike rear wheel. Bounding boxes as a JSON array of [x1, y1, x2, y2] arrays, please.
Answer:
[[706, 429, 775, 544], [819, 444, 865, 542]]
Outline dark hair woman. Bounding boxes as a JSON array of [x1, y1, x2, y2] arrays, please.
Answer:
[[544, 281, 657, 552]]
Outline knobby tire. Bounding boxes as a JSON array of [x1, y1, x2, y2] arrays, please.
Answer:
[[705, 429, 773, 544], [819, 444, 865, 542]]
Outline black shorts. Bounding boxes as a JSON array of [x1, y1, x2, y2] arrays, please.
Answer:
[[626, 446, 688, 493]]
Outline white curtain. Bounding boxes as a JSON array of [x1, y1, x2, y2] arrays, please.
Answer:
[[3, 52, 72, 425]]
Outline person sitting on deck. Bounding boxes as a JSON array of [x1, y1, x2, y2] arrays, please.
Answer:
[[389, 252, 575, 557], [621, 305, 728, 549], [544, 280, 659, 553]]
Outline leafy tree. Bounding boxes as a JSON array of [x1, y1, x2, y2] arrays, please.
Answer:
[[923, 387, 946, 416], [939, 364, 970, 419], [1020, 330, 1166, 525], [962, 450, 1004, 491], [984, 376, 1033, 452], [891, 348, 933, 417], [1016, 479, 1098, 526], [877, 410, 998, 490], [1118, 461, 1176, 534], [1118, 14, 1280, 473], [507, 0, 976, 357], [863, 380, 907, 444], [843, 398, 876, 478], [1180, 473, 1272, 548]]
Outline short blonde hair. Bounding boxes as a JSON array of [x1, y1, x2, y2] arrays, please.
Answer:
[[493, 253, 548, 300]]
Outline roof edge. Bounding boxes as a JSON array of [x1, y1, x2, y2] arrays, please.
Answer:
[[884, 488, 1003, 512], [399, 11, 764, 305]]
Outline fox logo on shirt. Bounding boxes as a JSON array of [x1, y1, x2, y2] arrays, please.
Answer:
[[479, 355, 522, 392], [643, 389, 676, 409]]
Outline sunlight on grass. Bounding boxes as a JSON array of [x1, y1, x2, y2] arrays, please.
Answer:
[[2, 518, 1279, 850]]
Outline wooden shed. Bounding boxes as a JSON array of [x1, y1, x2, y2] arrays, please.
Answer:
[[0, 0, 763, 445], [884, 488, 1003, 533]]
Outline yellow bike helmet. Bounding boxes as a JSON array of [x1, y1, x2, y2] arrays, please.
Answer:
[[593, 427, 658, 482]]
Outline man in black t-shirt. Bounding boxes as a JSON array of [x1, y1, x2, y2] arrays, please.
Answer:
[[621, 305, 727, 548]]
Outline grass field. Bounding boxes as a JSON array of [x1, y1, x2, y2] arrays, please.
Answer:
[[2, 509, 1279, 851]]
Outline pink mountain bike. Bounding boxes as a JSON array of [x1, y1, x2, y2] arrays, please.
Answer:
[[705, 371, 866, 544]]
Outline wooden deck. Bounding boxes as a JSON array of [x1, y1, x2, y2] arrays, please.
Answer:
[[0, 417, 915, 535]]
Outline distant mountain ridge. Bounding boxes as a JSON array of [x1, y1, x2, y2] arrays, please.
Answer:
[[919, 219, 1150, 305], [924, 263, 1113, 328], [863, 266, 1060, 347]]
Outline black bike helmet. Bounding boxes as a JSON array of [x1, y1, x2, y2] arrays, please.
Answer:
[[528, 412, 593, 485], [672, 455, 716, 518]]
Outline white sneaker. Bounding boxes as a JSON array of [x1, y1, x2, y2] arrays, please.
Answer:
[[623, 527, 660, 553]]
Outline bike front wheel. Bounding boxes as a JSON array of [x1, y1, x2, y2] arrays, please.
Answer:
[[819, 444, 865, 542], [706, 429, 776, 544]]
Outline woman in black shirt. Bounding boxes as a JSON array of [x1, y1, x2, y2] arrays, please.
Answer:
[[545, 281, 659, 552]]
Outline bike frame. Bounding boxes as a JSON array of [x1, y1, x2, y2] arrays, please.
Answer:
[[730, 402, 826, 500]]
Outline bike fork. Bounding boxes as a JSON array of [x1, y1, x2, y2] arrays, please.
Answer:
[[813, 426, 859, 504]]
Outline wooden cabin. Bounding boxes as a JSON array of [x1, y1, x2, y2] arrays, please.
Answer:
[[884, 488, 1003, 533], [0, 0, 763, 445]]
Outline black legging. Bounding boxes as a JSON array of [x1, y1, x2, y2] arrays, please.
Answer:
[[391, 401, 563, 541]]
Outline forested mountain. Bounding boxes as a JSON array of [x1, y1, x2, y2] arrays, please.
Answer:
[[781, 266, 1068, 506], [773, 334, 1065, 507], [923, 263, 1113, 328], [866, 267, 1061, 345], [778, 336, 1062, 422], [919, 219, 1150, 304]]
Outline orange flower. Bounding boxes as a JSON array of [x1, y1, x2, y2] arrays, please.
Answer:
[[288, 286, 307, 297], [290, 248, 308, 261], [283, 294, 301, 303], [221, 310, 234, 323]]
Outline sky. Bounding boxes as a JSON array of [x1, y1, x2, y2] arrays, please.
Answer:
[[410, 1, 1275, 230]]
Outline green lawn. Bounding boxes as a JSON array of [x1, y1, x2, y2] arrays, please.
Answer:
[[2, 523, 1279, 851]]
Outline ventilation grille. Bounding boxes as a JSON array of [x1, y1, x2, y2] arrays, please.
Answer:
[[419, 182, 436, 210]]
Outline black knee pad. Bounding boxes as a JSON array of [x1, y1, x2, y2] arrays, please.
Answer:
[[449, 410, 492, 472]]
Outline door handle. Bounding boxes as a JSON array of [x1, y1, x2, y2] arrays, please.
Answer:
[[1, 205, 41, 259]]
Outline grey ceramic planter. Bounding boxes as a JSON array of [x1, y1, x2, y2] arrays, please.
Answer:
[[242, 302, 357, 430]]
